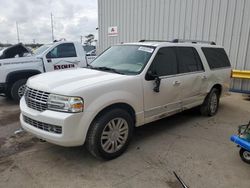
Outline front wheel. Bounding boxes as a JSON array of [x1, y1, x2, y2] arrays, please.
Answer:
[[10, 79, 27, 102], [86, 108, 134, 160], [239, 148, 250, 164]]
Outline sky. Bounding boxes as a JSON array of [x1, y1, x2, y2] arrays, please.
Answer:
[[0, 0, 98, 44]]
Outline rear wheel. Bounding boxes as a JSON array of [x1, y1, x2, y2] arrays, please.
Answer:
[[200, 88, 220, 116], [10, 79, 27, 102], [86, 108, 134, 160], [239, 148, 250, 164]]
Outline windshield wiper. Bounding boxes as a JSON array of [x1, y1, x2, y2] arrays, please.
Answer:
[[89, 66, 124, 75]]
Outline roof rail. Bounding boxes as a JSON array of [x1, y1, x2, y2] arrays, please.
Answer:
[[139, 39, 170, 42], [172, 39, 216, 45]]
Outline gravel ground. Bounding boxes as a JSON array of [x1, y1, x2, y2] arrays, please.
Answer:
[[0, 94, 250, 188]]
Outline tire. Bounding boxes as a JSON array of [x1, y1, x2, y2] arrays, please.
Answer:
[[86, 108, 134, 160], [5, 87, 12, 99], [200, 88, 220, 116], [10, 79, 27, 102], [239, 148, 250, 164]]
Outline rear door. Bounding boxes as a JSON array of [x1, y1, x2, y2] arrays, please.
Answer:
[[175, 47, 207, 108], [43, 43, 81, 72]]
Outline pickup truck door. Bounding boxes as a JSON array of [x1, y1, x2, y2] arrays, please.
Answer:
[[143, 47, 182, 124], [43, 43, 82, 72]]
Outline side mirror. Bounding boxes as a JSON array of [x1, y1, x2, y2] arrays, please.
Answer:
[[146, 70, 158, 80], [146, 70, 161, 93]]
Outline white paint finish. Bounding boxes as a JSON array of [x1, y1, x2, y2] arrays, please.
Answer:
[[0, 41, 87, 84], [20, 42, 231, 147], [98, 0, 250, 91]]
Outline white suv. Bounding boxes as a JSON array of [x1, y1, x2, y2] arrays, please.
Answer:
[[20, 40, 232, 159]]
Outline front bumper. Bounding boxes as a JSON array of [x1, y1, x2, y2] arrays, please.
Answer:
[[19, 97, 88, 147], [0, 83, 6, 93]]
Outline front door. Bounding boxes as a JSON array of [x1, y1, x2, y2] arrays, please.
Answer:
[[44, 43, 81, 72], [143, 47, 182, 124]]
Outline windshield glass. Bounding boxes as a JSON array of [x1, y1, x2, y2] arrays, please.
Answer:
[[34, 44, 52, 55], [90, 45, 155, 75]]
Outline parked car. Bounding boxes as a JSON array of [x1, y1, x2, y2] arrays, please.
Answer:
[[20, 39, 232, 160], [0, 41, 87, 101], [86, 49, 97, 63]]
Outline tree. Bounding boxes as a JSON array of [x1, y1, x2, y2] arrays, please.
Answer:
[[84, 34, 95, 45]]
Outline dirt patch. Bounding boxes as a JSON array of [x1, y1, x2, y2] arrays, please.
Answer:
[[0, 137, 6, 148], [0, 110, 20, 126], [166, 180, 182, 188], [0, 158, 14, 172], [0, 132, 39, 159]]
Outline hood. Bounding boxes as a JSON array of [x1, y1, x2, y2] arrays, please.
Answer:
[[27, 68, 125, 95], [0, 43, 31, 59]]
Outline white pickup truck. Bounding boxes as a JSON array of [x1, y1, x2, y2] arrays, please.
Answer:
[[0, 41, 87, 101], [20, 40, 231, 160]]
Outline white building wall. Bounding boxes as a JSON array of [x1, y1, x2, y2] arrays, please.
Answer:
[[98, 0, 250, 91]]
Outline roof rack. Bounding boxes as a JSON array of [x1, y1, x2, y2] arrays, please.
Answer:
[[172, 39, 216, 45], [139, 39, 171, 42]]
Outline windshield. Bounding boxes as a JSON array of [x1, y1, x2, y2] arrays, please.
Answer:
[[34, 44, 52, 55], [90, 45, 155, 75]]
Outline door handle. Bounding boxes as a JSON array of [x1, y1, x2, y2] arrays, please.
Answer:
[[47, 59, 52, 63], [173, 80, 181, 86], [202, 75, 207, 80]]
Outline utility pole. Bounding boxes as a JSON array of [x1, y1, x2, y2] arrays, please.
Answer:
[[16, 22, 20, 43], [51, 13, 54, 42]]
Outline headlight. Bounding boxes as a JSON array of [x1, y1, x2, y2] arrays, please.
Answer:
[[47, 94, 84, 113]]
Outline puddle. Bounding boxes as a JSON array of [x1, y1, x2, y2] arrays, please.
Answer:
[[0, 110, 20, 126]]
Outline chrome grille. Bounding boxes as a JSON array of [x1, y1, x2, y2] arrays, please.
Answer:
[[23, 115, 62, 134], [25, 87, 50, 112]]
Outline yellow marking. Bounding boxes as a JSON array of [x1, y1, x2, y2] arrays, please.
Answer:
[[232, 70, 250, 79]]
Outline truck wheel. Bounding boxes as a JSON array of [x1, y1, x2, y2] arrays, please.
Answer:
[[11, 79, 27, 102], [239, 148, 250, 164], [200, 88, 219, 116], [86, 108, 134, 160]]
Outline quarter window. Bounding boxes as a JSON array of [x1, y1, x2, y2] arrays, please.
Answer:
[[202, 47, 231, 69]]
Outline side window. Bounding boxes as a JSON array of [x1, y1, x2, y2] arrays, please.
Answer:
[[47, 43, 77, 58], [202, 47, 231, 69], [148, 47, 178, 77], [176, 47, 204, 73]]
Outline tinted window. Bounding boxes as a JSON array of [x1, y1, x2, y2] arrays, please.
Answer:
[[176, 47, 203, 73], [48, 43, 77, 58], [149, 47, 178, 77], [202, 48, 231, 69]]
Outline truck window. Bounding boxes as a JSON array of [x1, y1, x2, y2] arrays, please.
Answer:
[[201, 47, 231, 69], [176, 47, 204, 73], [48, 43, 77, 58], [149, 47, 178, 77]]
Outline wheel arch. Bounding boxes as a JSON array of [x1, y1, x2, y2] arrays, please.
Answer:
[[211, 84, 222, 96], [6, 69, 41, 87], [92, 103, 136, 126]]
